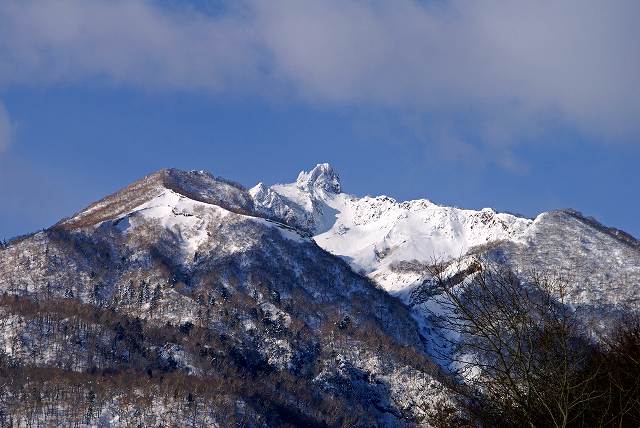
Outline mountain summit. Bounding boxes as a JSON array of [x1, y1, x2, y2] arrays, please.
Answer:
[[58, 168, 255, 230], [296, 163, 341, 193]]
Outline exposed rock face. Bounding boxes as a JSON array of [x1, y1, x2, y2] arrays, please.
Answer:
[[296, 163, 342, 194]]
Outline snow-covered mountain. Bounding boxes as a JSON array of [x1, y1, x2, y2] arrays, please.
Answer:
[[253, 163, 639, 298], [252, 164, 529, 283], [0, 168, 454, 427], [1, 164, 638, 426], [252, 163, 640, 357]]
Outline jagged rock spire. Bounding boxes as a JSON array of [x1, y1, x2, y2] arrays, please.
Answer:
[[296, 163, 341, 193]]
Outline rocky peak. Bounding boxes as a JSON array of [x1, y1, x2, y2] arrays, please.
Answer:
[[57, 168, 255, 230], [296, 163, 341, 194]]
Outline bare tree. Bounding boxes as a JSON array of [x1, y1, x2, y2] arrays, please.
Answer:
[[426, 259, 602, 427]]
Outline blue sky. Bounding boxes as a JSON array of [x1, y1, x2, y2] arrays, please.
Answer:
[[0, 0, 639, 239]]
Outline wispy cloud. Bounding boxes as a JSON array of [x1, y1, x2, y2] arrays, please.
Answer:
[[0, 0, 638, 162], [254, 0, 640, 140], [0, 0, 260, 91]]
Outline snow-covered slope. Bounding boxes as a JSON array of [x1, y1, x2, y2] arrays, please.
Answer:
[[484, 209, 640, 310], [252, 163, 640, 337], [251, 163, 533, 293]]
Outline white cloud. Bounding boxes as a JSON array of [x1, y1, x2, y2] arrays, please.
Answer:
[[255, 0, 640, 139], [0, 0, 638, 153], [0, 0, 261, 91]]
